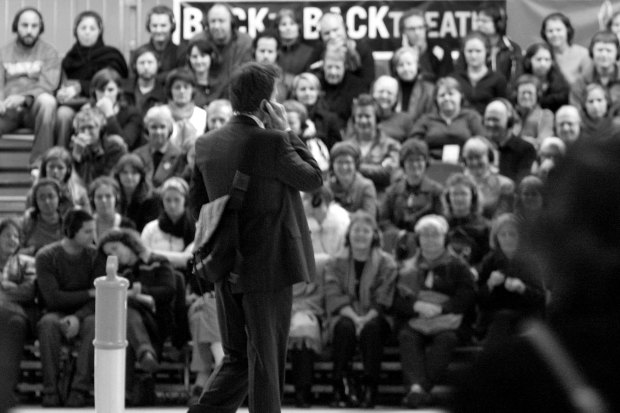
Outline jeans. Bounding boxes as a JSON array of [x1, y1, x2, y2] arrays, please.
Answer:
[[37, 312, 95, 395]]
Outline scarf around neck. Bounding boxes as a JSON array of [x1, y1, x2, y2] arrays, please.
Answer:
[[62, 37, 129, 80], [158, 210, 195, 247]]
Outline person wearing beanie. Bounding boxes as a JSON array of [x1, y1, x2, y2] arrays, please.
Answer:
[[328, 141, 379, 217], [392, 213, 475, 408], [381, 139, 444, 258]]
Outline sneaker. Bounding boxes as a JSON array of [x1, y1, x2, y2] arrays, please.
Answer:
[[402, 384, 430, 408], [42, 393, 61, 407]]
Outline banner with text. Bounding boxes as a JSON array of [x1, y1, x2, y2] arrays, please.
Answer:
[[173, 0, 505, 55]]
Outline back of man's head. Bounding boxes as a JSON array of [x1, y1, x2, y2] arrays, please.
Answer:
[[229, 62, 279, 114]]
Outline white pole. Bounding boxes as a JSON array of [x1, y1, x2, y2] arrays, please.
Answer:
[[94, 256, 129, 413]]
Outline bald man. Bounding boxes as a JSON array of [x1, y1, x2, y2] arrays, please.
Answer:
[[554, 105, 582, 143], [484, 99, 536, 182], [371, 75, 414, 142]]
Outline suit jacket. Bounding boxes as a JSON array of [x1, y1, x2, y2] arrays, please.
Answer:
[[190, 115, 323, 293]]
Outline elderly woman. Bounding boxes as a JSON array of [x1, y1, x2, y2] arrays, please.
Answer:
[[514, 74, 555, 148], [462, 136, 515, 219], [371, 75, 415, 142], [324, 211, 397, 408], [443, 173, 490, 266], [521, 42, 570, 113], [113, 154, 161, 232], [380, 139, 444, 256], [579, 83, 620, 141], [409, 76, 485, 160], [390, 47, 435, 123], [327, 141, 378, 217], [540, 12, 592, 85], [133, 105, 187, 188], [21, 178, 64, 256], [531, 136, 566, 179], [452, 31, 508, 115], [291, 72, 342, 149], [0, 218, 37, 411], [71, 107, 128, 186], [98, 228, 176, 406], [393, 214, 475, 408], [165, 68, 207, 155], [476, 213, 545, 346], [346, 94, 401, 195], [55, 10, 129, 147]]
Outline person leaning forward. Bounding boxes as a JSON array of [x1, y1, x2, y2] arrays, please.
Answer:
[[188, 62, 323, 413]]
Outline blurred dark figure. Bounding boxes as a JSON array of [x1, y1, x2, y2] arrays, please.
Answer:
[[455, 136, 620, 413]]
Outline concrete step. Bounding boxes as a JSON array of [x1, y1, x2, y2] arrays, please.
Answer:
[[0, 171, 32, 187], [0, 149, 30, 170]]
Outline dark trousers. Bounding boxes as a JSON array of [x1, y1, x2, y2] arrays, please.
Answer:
[[188, 280, 293, 413], [125, 307, 157, 390], [37, 312, 95, 395], [0, 308, 28, 413], [398, 325, 458, 391], [332, 315, 390, 385], [289, 347, 315, 392]]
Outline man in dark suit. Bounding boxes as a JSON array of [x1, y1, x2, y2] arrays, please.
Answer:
[[188, 62, 323, 413]]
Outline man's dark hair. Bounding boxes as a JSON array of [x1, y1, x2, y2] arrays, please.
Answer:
[[63, 209, 94, 239], [229, 62, 279, 113]]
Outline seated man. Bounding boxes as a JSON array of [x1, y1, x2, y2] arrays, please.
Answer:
[[554, 104, 582, 144], [35, 209, 104, 407], [127, 45, 166, 116], [0, 7, 60, 165]]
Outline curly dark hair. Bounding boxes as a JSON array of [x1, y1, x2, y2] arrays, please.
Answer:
[[97, 227, 146, 257]]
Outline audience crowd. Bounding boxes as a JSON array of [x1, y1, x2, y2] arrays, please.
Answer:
[[0, 2, 616, 410]]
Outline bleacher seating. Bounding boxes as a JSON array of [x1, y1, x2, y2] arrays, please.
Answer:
[[0, 130, 34, 218]]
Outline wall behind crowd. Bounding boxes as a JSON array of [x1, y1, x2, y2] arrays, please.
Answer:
[[0, 0, 607, 72]]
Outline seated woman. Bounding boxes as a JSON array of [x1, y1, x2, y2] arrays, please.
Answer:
[[290, 72, 342, 149], [133, 105, 187, 189], [165, 68, 207, 155], [28, 146, 89, 215], [390, 47, 435, 123], [327, 141, 378, 217], [579, 83, 620, 141], [288, 187, 349, 407], [451, 31, 508, 115], [513, 74, 555, 148], [393, 214, 475, 408], [98, 228, 176, 406], [380, 139, 444, 258], [462, 137, 515, 219], [0, 218, 37, 411], [409, 76, 485, 160], [371, 75, 414, 143], [113, 154, 161, 233], [88, 176, 136, 241], [520, 42, 570, 113], [185, 39, 221, 107], [283, 99, 330, 177], [514, 175, 545, 223], [324, 211, 397, 408], [86, 68, 144, 150], [55, 10, 129, 147], [531, 136, 566, 180], [275, 8, 316, 77], [21, 178, 64, 256], [476, 213, 545, 346], [70, 107, 127, 187], [345, 94, 401, 195], [443, 173, 490, 267]]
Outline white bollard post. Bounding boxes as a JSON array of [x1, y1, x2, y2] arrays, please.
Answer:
[[94, 255, 129, 413]]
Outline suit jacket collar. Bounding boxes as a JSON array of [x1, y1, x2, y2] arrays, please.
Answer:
[[229, 114, 264, 128]]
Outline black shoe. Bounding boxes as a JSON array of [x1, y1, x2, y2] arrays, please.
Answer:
[[360, 384, 377, 408], [295, 391, 311, 408], [42, 393, 61, 407], [331, 376, 360, 407], [401, 385, 430, 408], [65, 390, 88, 408], [131, 376, 157, 406]]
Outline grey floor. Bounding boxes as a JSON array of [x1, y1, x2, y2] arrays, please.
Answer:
[[12, 407, 447, 412]]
